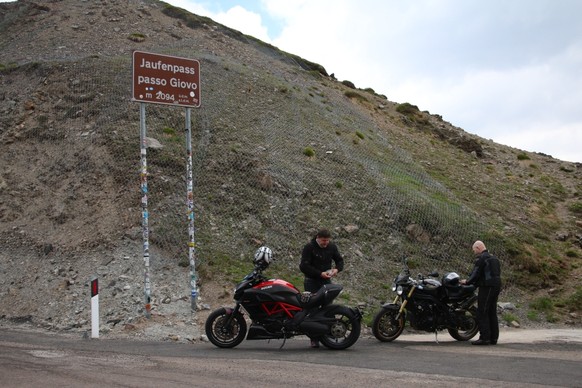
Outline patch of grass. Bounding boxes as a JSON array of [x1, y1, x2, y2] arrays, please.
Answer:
[[335, 181, 343, 189], [563, 286, 582, 311], [0, 62, 19, 72], [355, 130, 365, 140], [527, 310, 540, 321], [529, 296, 554, 313], [517, 152, 530, 160]]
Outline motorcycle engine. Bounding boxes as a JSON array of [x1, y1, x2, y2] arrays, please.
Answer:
[[408, 300, 438, 331]]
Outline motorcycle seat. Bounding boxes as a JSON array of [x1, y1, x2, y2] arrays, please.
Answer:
[[299, 283, 343, 309], [446, 284, 475, 300]]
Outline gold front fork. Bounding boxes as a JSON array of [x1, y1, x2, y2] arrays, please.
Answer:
[[396, 285, 416, 319]]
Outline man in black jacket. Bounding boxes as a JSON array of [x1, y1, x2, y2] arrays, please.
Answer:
[[299, 229, 344, 347], [461, 240, 502, 345]]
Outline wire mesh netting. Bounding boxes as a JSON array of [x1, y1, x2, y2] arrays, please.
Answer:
[[0, 3, 512, 314]]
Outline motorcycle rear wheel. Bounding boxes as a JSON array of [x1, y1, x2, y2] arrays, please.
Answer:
[[372, 308, 404, 342], [319, 306, 361, 350], [205, 307, 247, 348], [447, 306, 478, 341]]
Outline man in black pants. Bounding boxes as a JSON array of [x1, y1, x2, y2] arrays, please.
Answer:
[[461, 240, 502, 345], [299, 229, 344, 348]]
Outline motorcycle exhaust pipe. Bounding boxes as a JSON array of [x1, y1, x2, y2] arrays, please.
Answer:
[[299, 321, 329, 336]]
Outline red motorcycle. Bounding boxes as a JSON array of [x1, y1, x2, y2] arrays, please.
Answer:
[[205, 247, 362, 350]]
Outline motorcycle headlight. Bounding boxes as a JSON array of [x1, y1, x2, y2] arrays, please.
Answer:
[[396, 285, 403, 295], [391, 282, 397, 292]]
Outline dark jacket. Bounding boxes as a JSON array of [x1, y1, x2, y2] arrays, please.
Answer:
[[300, 238, 344, 279], [466, 250, 501, 287]]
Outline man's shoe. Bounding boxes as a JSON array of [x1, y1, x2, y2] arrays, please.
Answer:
[[471, 339, 490, 345], [310, 340, 320, 348]]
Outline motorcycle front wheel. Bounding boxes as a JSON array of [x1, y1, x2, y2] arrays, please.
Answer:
[[448, 305, 479, 341], [205, 307, 247, 348], [372, 307, 405, 342], [319, 306, 361, 350]]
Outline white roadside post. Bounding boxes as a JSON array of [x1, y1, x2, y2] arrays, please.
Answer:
[[90, 276, 99, 338]]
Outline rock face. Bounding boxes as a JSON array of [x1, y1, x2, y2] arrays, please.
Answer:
[[0, 0, 581, 338]]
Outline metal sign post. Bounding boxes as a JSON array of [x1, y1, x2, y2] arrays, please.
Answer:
[[132, 51, 201, 315]]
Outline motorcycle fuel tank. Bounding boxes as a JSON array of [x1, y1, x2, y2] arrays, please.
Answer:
[[241, 279, 302, 319]]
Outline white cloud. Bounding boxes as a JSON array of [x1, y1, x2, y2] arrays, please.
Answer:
[[214, 6, 271, 42], [168, 0, 582, 162]]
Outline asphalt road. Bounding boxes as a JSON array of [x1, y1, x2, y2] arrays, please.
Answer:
[[1, 327, 581, 387]]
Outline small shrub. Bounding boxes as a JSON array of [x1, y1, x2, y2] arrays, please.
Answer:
[[335, 181, 343, 189], [355, 130, 365, 139], [559, 165, 574, 173], [342, 80, 356, 89], [568, 202, 582, 214], [344, 90, 368, 102], [502, 312, 518, 324], [303, 147, 315, 157], [517, 152, 530, 160], [36, 115, 49, 125], [128, 33, 146, 42], [396, 102, 419, 115]]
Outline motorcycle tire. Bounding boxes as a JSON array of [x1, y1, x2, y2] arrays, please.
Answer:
[[448, 306, 479, 341], [205, 307, 247, 348], [372, 307, 405, 342], [319, 306, 361, 350]]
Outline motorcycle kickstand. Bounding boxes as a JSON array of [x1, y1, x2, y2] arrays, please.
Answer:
[[434, 331, 439, 344], [278, 332, 287, 349]]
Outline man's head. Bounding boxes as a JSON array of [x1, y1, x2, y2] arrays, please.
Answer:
[[316, 229, 332, 248], [472, 240, 486, 255]]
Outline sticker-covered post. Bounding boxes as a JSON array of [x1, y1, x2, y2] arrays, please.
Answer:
[[185, 108, 198, 310], [132, 51, 201, 314]]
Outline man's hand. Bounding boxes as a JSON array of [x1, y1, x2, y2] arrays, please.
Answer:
[[322, 269, 338, 279]]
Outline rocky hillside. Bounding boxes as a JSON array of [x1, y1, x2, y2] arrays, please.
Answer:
[[0, 0, 580, 339]]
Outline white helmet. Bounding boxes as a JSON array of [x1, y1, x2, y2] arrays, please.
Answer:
[[443, 272, 460, 287], [254, 246, 273, 267]]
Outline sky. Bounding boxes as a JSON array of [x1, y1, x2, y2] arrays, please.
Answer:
[[2, 0, 581, 163], [161, 0, 582, 164]]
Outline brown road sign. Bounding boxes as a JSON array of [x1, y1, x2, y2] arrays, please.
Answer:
[[132, 51, 201, 107]]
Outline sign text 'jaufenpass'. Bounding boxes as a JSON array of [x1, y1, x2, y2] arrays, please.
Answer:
[[132, 51, 200, 107]]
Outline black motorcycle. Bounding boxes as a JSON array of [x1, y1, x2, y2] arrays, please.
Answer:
[[372, 259, 478, 342], [205, 246, 362, 350]]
